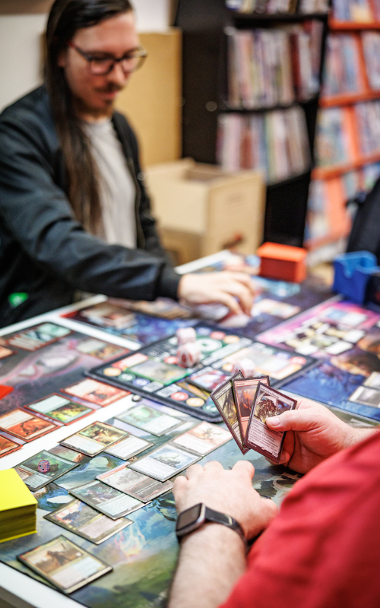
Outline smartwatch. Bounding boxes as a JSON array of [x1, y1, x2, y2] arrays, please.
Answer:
[[175, 503, 247, 552]]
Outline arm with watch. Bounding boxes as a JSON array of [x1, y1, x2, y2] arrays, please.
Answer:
[[169, 460, 278, 608]]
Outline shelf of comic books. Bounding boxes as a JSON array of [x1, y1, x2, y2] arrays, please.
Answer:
[[331, 0, 380, 23], [225, 0, 329, 16]]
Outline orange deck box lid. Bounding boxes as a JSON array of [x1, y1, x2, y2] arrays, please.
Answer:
[[257, 242, 307, 263]]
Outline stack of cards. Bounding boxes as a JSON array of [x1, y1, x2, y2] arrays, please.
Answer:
[[211, 372, 297, 463]]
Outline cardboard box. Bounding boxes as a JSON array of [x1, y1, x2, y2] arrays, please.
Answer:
[[257, 242, 307, 283], [147, 159, 265, 265]]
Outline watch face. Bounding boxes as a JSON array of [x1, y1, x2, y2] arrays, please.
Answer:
[[176, 503, 203, 531]]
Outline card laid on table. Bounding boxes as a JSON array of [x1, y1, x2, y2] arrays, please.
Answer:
[[116, 401, 183, 436], [244, 383, 297, 463], [15, 450, 78, 491], [18, 535, 112, 594], [60, 421, 129, 456], [170, 421, 232, 455], [0, 409, 58, 442], [210, 371, 249, 454], [98, 463, 173, 502], [129, 444, 200, 481], [232, 376, 270, 438], [25, 394, 93, 425], [70, 480, 144, 519]]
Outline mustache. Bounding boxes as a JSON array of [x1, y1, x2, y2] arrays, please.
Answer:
[[95, 84, 124, 93]]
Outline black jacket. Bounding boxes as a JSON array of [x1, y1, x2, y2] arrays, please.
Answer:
[[0, 86, 180, 327]]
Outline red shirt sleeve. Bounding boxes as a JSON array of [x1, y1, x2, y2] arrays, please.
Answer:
[[220, 431, 380, 608]]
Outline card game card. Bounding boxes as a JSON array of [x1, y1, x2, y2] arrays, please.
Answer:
[[17, 535, 112, 594], [62, 378, 128, 407], [349, 385, 380, 408], [104, 433, 153, 460], [244, 383, 297, 463], [44, 499, 131, 544], [116, 402, 183, 436], [232, 376, 270, 438], [0, 409, 58, 441], [98, 463, 173, 502], [0, 346, 14, 360], [170, 422, 232, 455], [69, 480, 144, 519], [25, 394, 93, 425], [129, 444, 200, 481], [76, 338, 127, 360], [0, 433, 21, 457], [15, 450, 78, 491], [187, 367, 230, 392], [7, 323, 71, 351], [60, 421, 129, 456], [364, 372, 380, 390], [210, 372, 249, 454]]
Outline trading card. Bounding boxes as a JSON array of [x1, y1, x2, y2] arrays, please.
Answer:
[[244, 383, 297, 462], [62, 378, 128, 407], [321, 308, 368, 327], [79, 302, 136, 329], [116, 402, 182, 436], [44, 499, 131, 544], [17, 535, 112, 594], [188, 367, 230, 392], [7, 323, 71, 351], [25, 394, 93, 425], [129, 359, 189, 385], [0, 433, 21, 457], [69, 480, 144, 519], [349, 386, 380, 408], [323, 340, 353, 355], [170, 421, 232, 455], [0, 408, 58, 441], [104, 433, 153, 460], [49, 445, 86, 463], [76, 338, 127, 360], [0, 345, 15, 359], [129, 444, 200, 481], [98, 463, 173, 502], [364, 372, 380, 390], [119, 297, 193, 319], [252, 299, 300, 319], [15, 450, 78, 491], [232, 376, 270, 437], [60, 421, 129, 456], [210, 372, 249, 454]]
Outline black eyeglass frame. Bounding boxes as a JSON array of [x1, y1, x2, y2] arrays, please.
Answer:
[[67, 41, 148, 75]]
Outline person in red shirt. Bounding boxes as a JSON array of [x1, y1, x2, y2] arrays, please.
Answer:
[[169, 398, 380, 608]]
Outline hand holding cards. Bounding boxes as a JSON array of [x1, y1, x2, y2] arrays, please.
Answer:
[[211, 374, 297, 463]]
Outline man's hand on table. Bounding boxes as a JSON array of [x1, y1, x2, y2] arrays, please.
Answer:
[[178, 272, 256, 316], [173, 460, 278, 541], [266, 397, 377, 474]]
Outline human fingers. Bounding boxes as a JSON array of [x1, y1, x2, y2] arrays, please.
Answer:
[[223, 280, 254, 315], [203, 460, 224, 472], [212, 290, 243, 316], [186, 463, 204, 479], [266, 408, 324, 432], [226, 271, 256, 295], [231, 460, 255, 481], [172, 475, 188, 509]]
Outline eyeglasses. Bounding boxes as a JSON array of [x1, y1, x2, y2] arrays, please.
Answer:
[[68, 41, 147, 75]]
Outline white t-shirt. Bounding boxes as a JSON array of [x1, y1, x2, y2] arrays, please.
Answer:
[[83, 118, 137, 248]]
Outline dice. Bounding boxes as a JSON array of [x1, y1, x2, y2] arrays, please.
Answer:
[[232, 358, 256, 378], [38, 459, 50, 473], [177, 342, 201, 368], [176, 327, 196, 346]]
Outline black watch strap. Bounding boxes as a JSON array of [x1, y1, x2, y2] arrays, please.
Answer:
[[176, 503, 247, 552]]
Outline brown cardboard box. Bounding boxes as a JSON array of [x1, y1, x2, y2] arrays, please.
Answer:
[[146, 159, 266, 265]]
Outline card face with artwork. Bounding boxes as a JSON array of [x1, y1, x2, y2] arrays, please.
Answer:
[[15, 450, 78, 491], [170, 422, 232, 455], [364, 372, 380, 390], [60, 422, 129, 456], [97, 463, 173, 502], [244, 383, 297, 463], [210, 372, 249, 454], [25, 394, 93, 425], [17, 535, 112, 594], [129, 444, 200, 481], [0, 433, 21, 457], [69, 480, 144, 519], [232, 376, 270, 438], [62, 378, 128, 407], [187, 367, 230, 392], [7, 323, 71, 351], [44, 498, 131, 544], [349, 385, 380, 408], [116, 402, 182, 436], [0, 409, 58, 441], [104, 433, 153, 460], [76, 338, 127, 360]]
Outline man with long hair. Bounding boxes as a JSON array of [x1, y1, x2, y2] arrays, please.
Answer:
[[0, 0, 254, 326]]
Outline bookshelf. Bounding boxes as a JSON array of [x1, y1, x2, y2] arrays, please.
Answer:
[[306, 4, 380, 260], [175, 0, 329, 247]]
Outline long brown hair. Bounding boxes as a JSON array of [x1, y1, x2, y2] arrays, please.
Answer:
[[45, 0, 133, 232]]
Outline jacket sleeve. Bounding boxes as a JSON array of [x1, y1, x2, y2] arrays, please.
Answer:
[[0, 107, 180, 302]]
